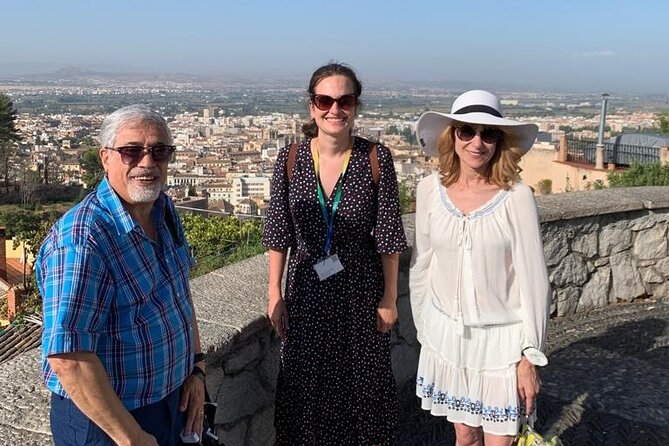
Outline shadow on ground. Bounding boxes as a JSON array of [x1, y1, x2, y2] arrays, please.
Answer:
[[395, 302, 669, 446]]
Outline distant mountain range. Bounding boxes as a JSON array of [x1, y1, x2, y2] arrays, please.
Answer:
[[1, 66, 215, 84], [1, 66, 666, 97], [0, 65, 536, 92]]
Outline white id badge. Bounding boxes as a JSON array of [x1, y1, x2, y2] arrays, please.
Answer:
[[313, 254, 344, 281]]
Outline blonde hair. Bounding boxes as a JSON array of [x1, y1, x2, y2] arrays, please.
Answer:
[[438, 124, 524, 189]]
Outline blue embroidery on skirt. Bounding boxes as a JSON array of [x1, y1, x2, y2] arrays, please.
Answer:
[[416, 376, 522, 423]]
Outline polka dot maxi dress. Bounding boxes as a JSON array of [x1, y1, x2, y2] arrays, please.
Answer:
[[263, 136, 408, 445]]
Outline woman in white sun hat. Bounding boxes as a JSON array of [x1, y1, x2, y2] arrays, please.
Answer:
[[410, 90, 550, 446]]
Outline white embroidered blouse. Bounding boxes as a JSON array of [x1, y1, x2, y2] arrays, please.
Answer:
[[410, 173, 550, 363]]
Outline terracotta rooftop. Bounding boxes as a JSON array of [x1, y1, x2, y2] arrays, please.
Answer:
[[0, 321, 41, 365]]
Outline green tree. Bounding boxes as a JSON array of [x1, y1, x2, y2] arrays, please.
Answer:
[[10, 212, 57, 317], [181, 213, 265, 276], [12, 213, 43, 289], [80, 148, 104, 189], [398, 179, 413, 214], [0, 208, 58, 291], [20, 168, 41, 207], [535, 178, 552, 195], [608, 162, 669, 187], [656, 112, 669, 134], [583, 179, 606, 190], [73, 135, 98, 148], [401, 127, 418, 145], [0, 93, 21, 187]]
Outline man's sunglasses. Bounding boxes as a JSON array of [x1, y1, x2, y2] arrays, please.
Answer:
[[106, 145, 176, 165], [455, 125, 504, 144], [311, 94, 357, 111]]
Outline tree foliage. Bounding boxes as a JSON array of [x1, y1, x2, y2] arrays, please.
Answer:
[[398, 179, 413, 214], [0, 93, 20, 187], [0, 206, 59, 296], [181, 213, 264, 276], [80, 148, 105, 189], [73, 135, 98, 148], [607, 162, 669, 187], [0, 93, 19, 143], [0, 211, 56, 318], [656, 112, 669, 135], [535, 178, 553, 195], [401, 126, 418, 145], [583, 179, 606, 190], [0, 208, 61, 252]]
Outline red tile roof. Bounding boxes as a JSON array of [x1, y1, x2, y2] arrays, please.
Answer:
[[0, 322, 41, 365]]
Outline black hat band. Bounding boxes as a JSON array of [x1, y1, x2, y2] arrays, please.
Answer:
[[453, 104, 502, 118]]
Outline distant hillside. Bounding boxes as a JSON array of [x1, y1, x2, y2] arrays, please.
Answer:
[[2, 66, 207, 85]]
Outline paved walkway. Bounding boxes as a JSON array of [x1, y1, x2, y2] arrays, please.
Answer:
[[395, 301, 669, 446]]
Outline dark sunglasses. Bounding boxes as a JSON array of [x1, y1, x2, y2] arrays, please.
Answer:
[[311, 94, 357, 111], [106, 145, 176, 165], [455, 125, 503, 144]]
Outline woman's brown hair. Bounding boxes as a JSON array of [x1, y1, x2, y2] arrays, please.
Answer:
[[438, 124, 524, 189], [301, 62, 362, 138]]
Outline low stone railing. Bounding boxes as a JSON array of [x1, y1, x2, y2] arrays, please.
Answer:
[[536, 186, 669, 314], [0, 187, 667, 445]]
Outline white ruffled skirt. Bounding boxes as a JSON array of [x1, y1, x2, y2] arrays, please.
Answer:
[[415, 297, 526, 436]]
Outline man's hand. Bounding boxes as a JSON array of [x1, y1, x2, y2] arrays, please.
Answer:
[[125, 430, 159, 446], [179, 374, 206, 439], [48, 352, 157, 446], [517, 356, 541, 415]]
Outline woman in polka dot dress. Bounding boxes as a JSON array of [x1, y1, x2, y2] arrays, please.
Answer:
[[263, 62, 408, 445]]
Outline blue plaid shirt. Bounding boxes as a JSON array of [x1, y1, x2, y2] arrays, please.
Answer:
[[37, 177, 196, 410]]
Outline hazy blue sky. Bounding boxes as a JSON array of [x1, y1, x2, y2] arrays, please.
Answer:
[[1, 0, 667, 93]]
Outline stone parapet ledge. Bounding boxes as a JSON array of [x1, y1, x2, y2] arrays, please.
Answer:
[[536, 188, 669, 316], [535, 187, 669, 222], [189, 254, 278, 446], [190, 254, 270, 363]]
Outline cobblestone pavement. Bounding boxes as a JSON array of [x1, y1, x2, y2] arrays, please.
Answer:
[[395, 301, 669, 446]]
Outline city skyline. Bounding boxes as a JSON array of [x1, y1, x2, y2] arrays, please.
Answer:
[[1, 0, 668, 94]]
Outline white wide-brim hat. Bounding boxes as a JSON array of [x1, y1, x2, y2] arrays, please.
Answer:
[[416, 89, 539, 157]]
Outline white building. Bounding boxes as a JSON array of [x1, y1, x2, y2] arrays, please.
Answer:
[[200, 181, 234, 201], [168, 173, 213, 187], [236, 198, 258, 216], [232, 175, 271, 206]]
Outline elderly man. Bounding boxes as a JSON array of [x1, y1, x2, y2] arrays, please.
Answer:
[[36, 105, 206, 445]]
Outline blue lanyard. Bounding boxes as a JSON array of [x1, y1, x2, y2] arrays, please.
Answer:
[[312, 143, 351, 255]]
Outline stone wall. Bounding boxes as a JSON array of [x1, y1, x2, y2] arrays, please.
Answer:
[[187, 255, 278, 446], [0, 187, 667, 445], [536, 187, 669, 315]]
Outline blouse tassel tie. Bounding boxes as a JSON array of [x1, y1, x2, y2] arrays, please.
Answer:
[[454, 218, 473, 336]]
